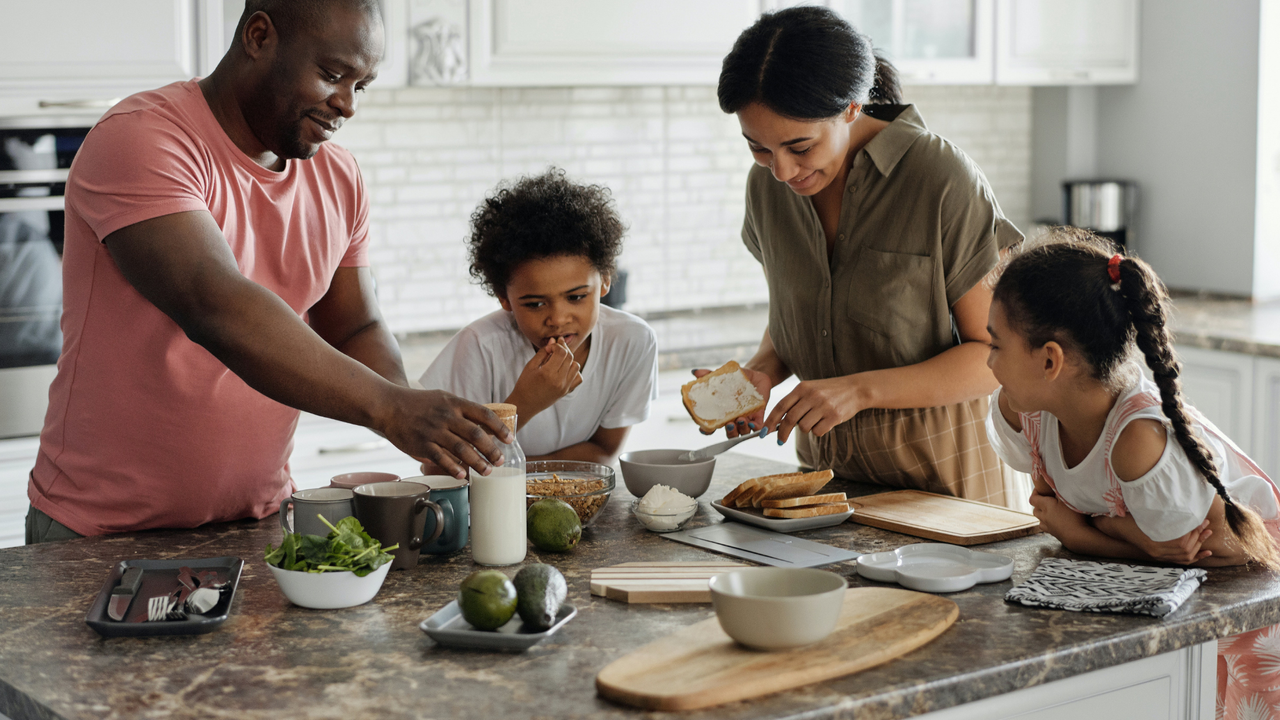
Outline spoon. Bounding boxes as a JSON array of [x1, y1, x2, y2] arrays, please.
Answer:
[[679, 427, 768, 463]]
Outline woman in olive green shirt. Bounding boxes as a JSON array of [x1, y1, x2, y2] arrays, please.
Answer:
[[710, 6, 1025, 506]]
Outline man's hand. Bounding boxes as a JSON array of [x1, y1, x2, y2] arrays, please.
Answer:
[[507, 338, 582, 423], [380, 388, 511, 480], [690, 365, 773, 437]]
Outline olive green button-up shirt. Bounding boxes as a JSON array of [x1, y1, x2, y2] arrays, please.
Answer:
[[742, 104, 1023, 384]]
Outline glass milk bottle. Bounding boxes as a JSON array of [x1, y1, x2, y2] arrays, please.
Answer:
[[469, 403, 527, 566]]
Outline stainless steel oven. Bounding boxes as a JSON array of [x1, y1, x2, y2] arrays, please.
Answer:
[[0, 118, 91, 438]]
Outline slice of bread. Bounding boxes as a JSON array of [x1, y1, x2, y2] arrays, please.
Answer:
[[763, 503, 850, 519], [721, 476, 764, 507], [729, 472, 804, 508], [749, 470, 835, 508], [681, 361, 766, 433], [761, 492, 847, 509]]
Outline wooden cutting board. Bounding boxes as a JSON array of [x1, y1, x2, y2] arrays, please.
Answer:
[[590, 562, 748, 603], [596, 587, 958, 711], [849, 490, 1040, 545]]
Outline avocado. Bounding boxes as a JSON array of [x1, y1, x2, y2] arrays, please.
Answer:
[[458, 570, 518, 631], [514, 563, 567, 630], [527, 498, 582, 552]]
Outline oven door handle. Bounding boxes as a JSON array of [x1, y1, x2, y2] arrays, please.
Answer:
[[38, 99, 119, 110], [0, 196, 65, 212]]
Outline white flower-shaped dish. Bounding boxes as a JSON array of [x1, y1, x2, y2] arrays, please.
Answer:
[[855, 543, 1014, 593]]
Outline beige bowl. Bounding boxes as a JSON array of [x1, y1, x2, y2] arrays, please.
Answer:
[[709, 568, 847, 650], [618, 449, 715, 499]]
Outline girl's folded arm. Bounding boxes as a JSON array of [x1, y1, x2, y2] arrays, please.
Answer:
[[1108, 418, 1238, 565], [1050, 511, 1149, 560]]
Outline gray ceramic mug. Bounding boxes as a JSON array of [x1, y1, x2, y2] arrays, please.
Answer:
[[353, 481, 445, 570], [407, 475, 470, 555], [279, 487, 355, 537]]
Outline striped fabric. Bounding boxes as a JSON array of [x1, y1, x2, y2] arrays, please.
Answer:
[[797, 395, 1029, 508]]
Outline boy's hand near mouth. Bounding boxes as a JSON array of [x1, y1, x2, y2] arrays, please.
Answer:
[[506, 337, 585, 426]]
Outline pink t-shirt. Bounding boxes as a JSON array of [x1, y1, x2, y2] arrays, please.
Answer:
[[30, 80, 369, 535]]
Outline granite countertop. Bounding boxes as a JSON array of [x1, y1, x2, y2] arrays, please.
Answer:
[[1169, 295, 1280, 359], [3, 453, 1278, 720]]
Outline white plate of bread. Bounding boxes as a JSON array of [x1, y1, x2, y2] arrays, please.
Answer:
[[710, 470, 853, 533]]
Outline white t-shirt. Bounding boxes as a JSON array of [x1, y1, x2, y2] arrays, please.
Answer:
[[986, 375, 1280, 542], [419, 305, 659, 457]]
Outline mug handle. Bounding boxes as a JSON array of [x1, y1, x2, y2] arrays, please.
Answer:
[[278, 498, 293, 534], [410, 498, 444, 550]]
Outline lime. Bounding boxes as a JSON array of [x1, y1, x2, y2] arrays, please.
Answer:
[[514, 564, 568, 630], [527, 498, 582, 552], [458, 570, 517, 631]]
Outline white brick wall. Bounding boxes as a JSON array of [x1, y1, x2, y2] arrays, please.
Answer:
[[340, 84, 1031, 335]]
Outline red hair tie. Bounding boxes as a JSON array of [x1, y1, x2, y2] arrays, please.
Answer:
[[1107, 254, 1123, 284]]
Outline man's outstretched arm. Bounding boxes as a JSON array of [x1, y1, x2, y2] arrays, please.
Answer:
[[105, 210, 511, 478]]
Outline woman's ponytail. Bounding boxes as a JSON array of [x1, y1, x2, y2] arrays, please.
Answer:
[[867, 53, 902, 105], [1116, 258, 1280, 569]]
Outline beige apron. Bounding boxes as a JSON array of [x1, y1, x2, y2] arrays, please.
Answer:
[[796, 395, 1020, 507]]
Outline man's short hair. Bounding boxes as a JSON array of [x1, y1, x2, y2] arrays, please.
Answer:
[[234, 0, 382, 46]]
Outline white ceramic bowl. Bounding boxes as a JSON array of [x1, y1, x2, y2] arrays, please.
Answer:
[[267, 562, 392, 609], [618, 449, 716, 499], [630, 499, 698, 533], [709, 568, 847, 650]]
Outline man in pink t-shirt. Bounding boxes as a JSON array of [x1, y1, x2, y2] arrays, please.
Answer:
[[27, 0, 512, 541]]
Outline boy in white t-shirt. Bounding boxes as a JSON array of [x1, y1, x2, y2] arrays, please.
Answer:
[[419, 168, 658, 462]]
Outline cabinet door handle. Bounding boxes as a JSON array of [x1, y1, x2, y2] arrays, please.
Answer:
[[38, 99, 120, 110]]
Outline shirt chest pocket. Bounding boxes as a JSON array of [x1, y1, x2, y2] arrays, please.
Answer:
[[845, 248, 934, 336]]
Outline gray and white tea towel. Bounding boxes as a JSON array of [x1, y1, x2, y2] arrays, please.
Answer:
[[1004, 557, 1207, 618]]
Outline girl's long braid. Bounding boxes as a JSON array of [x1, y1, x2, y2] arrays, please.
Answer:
[[1116, 258, 1280, 569]]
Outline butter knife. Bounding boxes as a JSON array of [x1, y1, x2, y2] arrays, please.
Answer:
[[679, 427, 767, 462], [107, 567, 143, 621]]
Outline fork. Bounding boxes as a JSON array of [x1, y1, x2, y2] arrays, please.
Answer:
[[146, 588, 188, 622], [146, 594, 172, 622]]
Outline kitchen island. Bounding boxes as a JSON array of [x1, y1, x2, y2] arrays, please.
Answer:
[[1, 453, 1277, 720]]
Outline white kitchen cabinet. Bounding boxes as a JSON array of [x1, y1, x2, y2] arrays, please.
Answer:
[[289, 413, 423, 489], [918, 641, 1214, 720], [0, 0, 205, 117], [1174, 345, 1255, 457], [465, 0, 762, 86], [1251, 356, 1280, 480], [834, 0, 995, 84], [995, 0, 1138, 85], [0, 436, 39, 549]]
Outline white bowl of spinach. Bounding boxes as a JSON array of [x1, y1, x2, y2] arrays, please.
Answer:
[[264, 516, 399, 609]]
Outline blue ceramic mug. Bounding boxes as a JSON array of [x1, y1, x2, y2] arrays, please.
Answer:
[[407, 476, 470, 555]]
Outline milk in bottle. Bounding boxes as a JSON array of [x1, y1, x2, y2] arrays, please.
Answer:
[[470, 403, 527, 566]]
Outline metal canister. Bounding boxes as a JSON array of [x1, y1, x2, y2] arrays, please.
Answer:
[[1062, 180, 1137, 233]]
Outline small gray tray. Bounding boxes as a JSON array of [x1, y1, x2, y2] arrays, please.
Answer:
[[419, 601, 577, 651], [84, 556, 243, 637]]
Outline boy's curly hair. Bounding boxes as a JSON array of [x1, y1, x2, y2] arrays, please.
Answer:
[[468, 168, 626, 298]]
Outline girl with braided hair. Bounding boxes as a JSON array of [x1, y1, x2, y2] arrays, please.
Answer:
[[983, 228, 1280, 718]]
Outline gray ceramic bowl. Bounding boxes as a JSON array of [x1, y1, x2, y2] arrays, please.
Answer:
[[618, 449, 716, 499], [709, 568, 847, 650]]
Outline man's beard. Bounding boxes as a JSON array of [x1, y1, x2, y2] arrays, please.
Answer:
[[277, 112, 321, 161]]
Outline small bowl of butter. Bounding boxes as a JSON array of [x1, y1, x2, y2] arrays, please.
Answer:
[[631, 485, 698, 532]]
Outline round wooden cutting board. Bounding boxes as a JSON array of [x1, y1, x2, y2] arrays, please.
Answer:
[[595, 586, 959, 711]]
